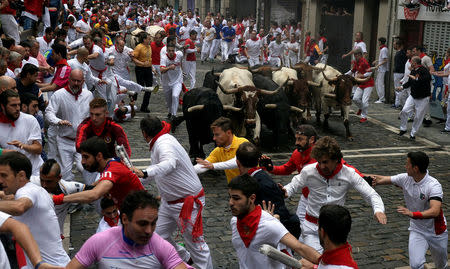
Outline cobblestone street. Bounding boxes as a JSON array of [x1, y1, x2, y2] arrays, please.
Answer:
[[68, 60, 450, 268]]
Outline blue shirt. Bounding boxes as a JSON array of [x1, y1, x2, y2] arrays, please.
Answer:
[[213, 24, 223, 39], [221, 26, 235, 42]]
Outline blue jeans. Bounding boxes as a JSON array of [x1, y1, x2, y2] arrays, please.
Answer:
[[22, 16, 36, 30]]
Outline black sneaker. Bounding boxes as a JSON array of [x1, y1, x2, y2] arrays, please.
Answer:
[[441, 129, 450, 134], [409, 135, 415, 140], [398, 130, 407, 136], [423, 119, 432, 127]]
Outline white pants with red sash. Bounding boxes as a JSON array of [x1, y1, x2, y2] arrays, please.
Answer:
[[301, 212, 323, 253], [155, 194, 213, 269]]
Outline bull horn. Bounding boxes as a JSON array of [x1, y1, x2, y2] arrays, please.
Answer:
[[290, 106, 304, 113], [310, 64, 326, 71], [216, 81, 239, 94], [213, 72, 222, 77], [265, 104, 277, 109], [250, 67, 261, 73], [322, 71, 338, 82], [324, 93, 336, 98], [187, 105, 205, 112], [287, 80, 294, 85], [354, 75, 371, 83], [258, 79, 287, 95], [223, 105, 243, 112], [307, 80, 321, 87], [271, 66, 282, 71]]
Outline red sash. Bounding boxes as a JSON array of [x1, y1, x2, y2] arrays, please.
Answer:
[[149, 121, 171, 150], [237, 205, 262, 247]]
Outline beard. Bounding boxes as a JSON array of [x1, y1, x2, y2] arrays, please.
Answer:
[[296, 141, 310, 152], [70, 85, 81, 94], [83, 161, 99, 172], [6, 109, 20, 121]]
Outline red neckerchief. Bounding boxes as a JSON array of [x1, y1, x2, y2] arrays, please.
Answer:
[[55, 58, 69, 67], [91, 118, 107, 136], [316, 159, 343, 180], [355, 40, 363, 43], [445, 58, 450, 65], [149, 121, 171, 150], [0, 111, 16, 127], [420, 53, 426, 59], [237, 205, 262, 248], [166, 53, 176, 61], [379, 45, 387, 50], [43, 35, 52, 44], [251, 37, 258, 41], [81, 18, 87, 24], [64, 85, 82, 100], [7, 64, 16, 71], [319, 242, 359, 268], [104, 214, 120, 227], [247, 167, 263, 175]]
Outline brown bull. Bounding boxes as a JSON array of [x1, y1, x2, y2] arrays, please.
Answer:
[[321, 71, 371, 141]]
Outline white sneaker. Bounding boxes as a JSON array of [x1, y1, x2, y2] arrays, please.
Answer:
[[143, 86, 154, 92], [374, 100, 384, 104]]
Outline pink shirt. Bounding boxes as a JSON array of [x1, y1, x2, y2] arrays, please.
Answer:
[[36, 53, 50, 82], [75, 226, 191, 269]]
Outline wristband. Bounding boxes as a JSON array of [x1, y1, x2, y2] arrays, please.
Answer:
[[35, 261, 44, 269], [313, 265, 319, 269], [412, 211, 423, 219], [53, 193, 65, 205], [142, 169, 148, 178]]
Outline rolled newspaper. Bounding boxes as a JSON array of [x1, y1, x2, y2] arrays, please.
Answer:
[[116, 145, 133, 168], [259, 244, 302, 268]]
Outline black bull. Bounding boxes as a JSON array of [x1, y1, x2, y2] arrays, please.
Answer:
[[177, 87, 223, 158], [252, 73, 301, 147]]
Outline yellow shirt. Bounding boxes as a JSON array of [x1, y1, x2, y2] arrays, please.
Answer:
[[94, 23, 108, 32], [133, 43, 152, 66], [206, 135, 249, 183]]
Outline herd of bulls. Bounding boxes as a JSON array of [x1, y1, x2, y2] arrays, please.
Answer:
[[174, 63, 372, 158]]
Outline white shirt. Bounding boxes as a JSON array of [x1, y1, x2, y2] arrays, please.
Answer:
[[202, 27, 216, 42], [286, 41, 300, 58], [186, 17, 197, 30], [285, 163, 385, 218], [245, 39, 262, 58], [36, 36, 54, 56], [14, 182, 70, 267], [391, 172, 447, 235], [126, 18, 137, 32], [5, 68, 15, 79], [400, 60, 411, 87], [231, 210, 289, 269], [87, 44, 107, 72], [75, 19, 91, 39], [268, 41, 285, 57], [96, 216, 122, 233], [179, 26, 190, 40], [160, 51, 183, 87], [45, 87, 93, 139], [144, 133, 203, 201], [0, 211, 12, 269], [23, 56, 39, 68], [30, 176, 86, 231], [68, 58, 100, 90], [105, 45, 134, 80], [378, 46, 389, 72], [0, 112, 43, 176]]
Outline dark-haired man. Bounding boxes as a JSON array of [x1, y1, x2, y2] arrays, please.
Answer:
[[371, 152, 448, 269], [0, 152, 70, 267], [16, 63, 45, 111], [66, 191, 191, 269], [280, 136, 386, 252], [0, 89, 43, 175], [300, 205, 358, 268], [133, 115, 213, 269], [372, 37, 389, 104], [40, 43, 71, 93], [30, 159, 90, 233], [228, 174, 320, 268], [52, 136, 144, 208]]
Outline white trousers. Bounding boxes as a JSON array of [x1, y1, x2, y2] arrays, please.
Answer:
[[268, 56, 281, 67], [0, 14, 20, 44], [296, 194, 307, 241], [289, 55, 299, 67], [400, 96, 429, 137], [353, 87, 373, 118], [300, 219, 323, 253], [116, 75, 143, 93], [375, 71, 386, 102], [164, 83, 182, 115], [201, 40, 213, 61], [248, 57, 260, 67], [445, 93, 450, 131], [56, 136, 82, 182], [408, 230, 448, 269], [183, 61, 196, 89], [220, 41, 233, 61], [209, 39, 221, 59], [155, 198, 213, 269], [394, 73, 404, 106], [47, 125, 59, 160]]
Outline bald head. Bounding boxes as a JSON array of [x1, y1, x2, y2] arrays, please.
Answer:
[[70, 69, 84, 80], [12, 45, 26, 56], [0, 76, 17, 93], [68, 69, 84, 93]]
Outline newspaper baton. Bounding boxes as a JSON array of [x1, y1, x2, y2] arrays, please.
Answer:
[[116, 145, 133, 168], [259, 244, 302, 269]]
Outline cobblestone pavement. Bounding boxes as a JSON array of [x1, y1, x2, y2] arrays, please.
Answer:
[[68, 60, 450, 268]]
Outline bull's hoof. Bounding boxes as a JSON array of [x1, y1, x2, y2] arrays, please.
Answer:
[[346, 136, 354, 142]]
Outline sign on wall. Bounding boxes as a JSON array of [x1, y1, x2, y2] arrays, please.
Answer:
[[397, 4, 450, 22]]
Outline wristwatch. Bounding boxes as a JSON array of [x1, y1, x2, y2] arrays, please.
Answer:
[[141, 169, 148, 178]]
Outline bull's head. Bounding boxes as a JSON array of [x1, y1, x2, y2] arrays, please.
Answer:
[[249, 66, 281, 78], [293, 63, 326, 81], [322, 72, 371, 106]]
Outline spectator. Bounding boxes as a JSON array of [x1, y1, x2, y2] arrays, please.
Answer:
[[16, 64, 45, 111]]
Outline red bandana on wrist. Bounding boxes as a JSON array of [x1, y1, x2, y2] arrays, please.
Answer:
[[0, 111, 16, 127], [149, 121, 171, 150], [320, 242, 359, 268], [237, 205, 262, 247], [316, 159, 343, 180], [104, 214, 120, 227]]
